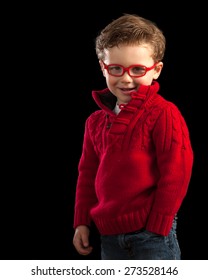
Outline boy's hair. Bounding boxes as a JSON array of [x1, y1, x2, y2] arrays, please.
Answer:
[[95, 14, 166, 62]]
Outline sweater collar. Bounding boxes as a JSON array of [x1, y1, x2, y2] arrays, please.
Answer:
[[92, 81, 160, 115]]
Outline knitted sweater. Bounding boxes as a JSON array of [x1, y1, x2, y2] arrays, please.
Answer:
[[73, 81, 193, 236]]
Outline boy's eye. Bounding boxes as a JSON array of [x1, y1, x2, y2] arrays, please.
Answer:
[[131, 66, 146, 74], [109, 66, 122, 73], [109, 66, 122, 71]]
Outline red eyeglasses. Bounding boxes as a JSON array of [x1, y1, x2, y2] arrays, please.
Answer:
[[102, 60, 158, 78]]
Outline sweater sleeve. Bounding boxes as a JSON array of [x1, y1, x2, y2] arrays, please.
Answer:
[[146, 103, 194, 235], [73, 117, 99, 229]]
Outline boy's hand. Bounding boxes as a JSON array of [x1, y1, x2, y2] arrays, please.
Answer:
[[73, 225, 93, 255]]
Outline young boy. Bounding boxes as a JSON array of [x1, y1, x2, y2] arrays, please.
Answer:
[[73, 14, 194, 259]]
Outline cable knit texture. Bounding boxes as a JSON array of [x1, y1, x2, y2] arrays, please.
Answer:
[[73, 81, 194, 236]]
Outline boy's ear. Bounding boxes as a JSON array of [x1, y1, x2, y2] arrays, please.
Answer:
[[99, 60, 106, 77], [153, 62, 163, 80]]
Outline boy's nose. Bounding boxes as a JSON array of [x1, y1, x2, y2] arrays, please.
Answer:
[[120, 71, 133, 81]]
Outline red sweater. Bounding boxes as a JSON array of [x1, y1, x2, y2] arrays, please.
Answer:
[[73, 81, 193, 236]]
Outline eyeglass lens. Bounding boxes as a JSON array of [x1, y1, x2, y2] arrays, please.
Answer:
[[108, 65, 146, 77]]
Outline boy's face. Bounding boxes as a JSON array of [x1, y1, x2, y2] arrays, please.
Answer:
[[99, 44, 163, 105]]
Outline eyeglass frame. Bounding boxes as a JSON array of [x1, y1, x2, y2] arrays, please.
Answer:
[[101, 60, 158, 78]]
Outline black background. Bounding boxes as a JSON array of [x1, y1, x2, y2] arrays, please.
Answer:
[[2, 1, 207, 260]]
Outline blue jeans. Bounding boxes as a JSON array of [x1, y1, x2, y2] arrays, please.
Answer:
[[100, 218, 181, 260]]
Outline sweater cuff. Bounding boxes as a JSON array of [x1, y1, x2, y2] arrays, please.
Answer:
[[73, 209, 92, 229], [146, 212, 175, 236]]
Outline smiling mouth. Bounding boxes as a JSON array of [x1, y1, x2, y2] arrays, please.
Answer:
[[120, 88, 136, 94]]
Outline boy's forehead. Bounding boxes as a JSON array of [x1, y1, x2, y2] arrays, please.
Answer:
[[101, 46, 155, 67], [103, 44, 154, 61]]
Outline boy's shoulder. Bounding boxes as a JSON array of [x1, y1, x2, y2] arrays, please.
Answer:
[[151, 94, 188, 128], [86, 109, 106, 126], [88, 109, 105, 119], [154, 94, 181, 113]]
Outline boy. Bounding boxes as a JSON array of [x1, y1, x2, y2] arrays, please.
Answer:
[[73, 14, 194, 259]]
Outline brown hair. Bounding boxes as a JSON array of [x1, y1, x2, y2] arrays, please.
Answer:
[[95, 14, 166, 62]]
